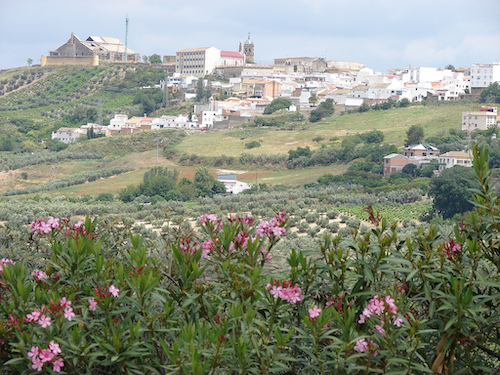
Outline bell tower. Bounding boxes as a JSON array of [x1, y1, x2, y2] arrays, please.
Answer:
[[244, 33, 254, 63]]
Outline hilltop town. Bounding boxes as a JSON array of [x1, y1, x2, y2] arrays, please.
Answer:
[[46, 33, 500, 140]]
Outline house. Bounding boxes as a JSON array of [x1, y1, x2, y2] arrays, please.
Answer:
[[42, 33, 140, 66], [403, 144, 440, 158], [51, 127, 85, 144], [438, 151, 473, 171], [217, 174, 252, 194], [383, 154, 419, 177], [462, 106, 498, 131]]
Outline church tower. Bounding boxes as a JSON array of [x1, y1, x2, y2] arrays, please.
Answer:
[[244, 33, 254, 63]]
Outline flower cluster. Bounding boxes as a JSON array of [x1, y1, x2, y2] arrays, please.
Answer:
[[28, 341, 64, 372], [0, 258, 15, 272], [30, 217, 61, 235], [26, 298, 77, 327], [354, 338, 379, 357], [266, 279, 304, 304], [358, 295, 403, 327], [441, 239, 462, 261], [26, 307, 52, 328], [31, 269, 49, 281], [256, 210, 287, 238]]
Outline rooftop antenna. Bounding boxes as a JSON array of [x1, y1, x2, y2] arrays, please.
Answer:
[[124, 15, 129, 62]]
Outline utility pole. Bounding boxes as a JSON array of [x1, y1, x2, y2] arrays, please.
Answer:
[[124, 15, 129, 63], [97, 98, 103, 126]]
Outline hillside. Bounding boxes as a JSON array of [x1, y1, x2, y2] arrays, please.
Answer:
[[0, 64, 489, 197]]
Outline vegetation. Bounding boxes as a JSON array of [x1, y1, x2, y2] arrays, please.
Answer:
[[0, 147, 500, 374], [263, 97, 292, 114]]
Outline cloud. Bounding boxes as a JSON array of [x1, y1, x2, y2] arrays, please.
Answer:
[[403, 40, 457, 67]]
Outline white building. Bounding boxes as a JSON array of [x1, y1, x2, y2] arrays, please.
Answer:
[[217, 174, 252, 194], [470, 63, 500, 88], [51, 127, 85, 144], [438, 151, 473, 171], [176, 47, 221, 77]]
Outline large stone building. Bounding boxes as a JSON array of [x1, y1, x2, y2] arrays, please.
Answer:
[[41, 33, 140, 66], [273, 57, 327, 73]]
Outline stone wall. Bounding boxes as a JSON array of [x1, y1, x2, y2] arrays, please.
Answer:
[[41, 55, 99, 67]]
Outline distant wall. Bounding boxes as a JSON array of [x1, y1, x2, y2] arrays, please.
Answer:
[[41, 55, 99, 67]]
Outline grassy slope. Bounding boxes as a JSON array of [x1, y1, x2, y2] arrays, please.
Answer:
[[175, 103, 472, 157]]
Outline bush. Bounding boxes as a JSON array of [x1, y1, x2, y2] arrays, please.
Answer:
[[245, 140, 261, 149]]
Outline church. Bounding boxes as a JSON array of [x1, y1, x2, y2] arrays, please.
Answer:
[[41, 33, 141, 66]]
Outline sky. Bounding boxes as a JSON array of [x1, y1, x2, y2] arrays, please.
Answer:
[[1, 0, 499, 73]]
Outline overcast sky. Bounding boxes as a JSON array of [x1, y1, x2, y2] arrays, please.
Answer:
[[1, 0, 499, 72]]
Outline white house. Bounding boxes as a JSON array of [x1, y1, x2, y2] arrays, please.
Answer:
[[438, 151, 473, 171], [108, 114, 128, 130], [217, 174, 252, 194], [52, 127, 85, 144]]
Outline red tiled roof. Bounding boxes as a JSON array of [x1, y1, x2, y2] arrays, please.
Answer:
[[221, 51, 243, 58]]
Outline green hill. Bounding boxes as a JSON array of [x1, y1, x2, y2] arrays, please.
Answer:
[[0, 64, 489, 196]]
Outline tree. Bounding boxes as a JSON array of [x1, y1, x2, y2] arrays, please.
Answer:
[[445, 64, 456, 71], [363, 130, 384, 144], [309, 93, 318, 106], [402, 163, 418, 176], [399, 98, 410, 107], [309, 99, 334, 123], [358, 102, 370, 112], [479, 82, 500, 104], [149, 54, 162, 64], [263, 98, 292, 114], [405, 125, 424, 146], [27, 58, 33, 67], [142, 55, 149, 64], [428, 166, 479, 219], [194, 166, 218, 197]]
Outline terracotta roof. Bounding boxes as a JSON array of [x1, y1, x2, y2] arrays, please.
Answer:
[[221, 51, 243, 58], [439, 151, 472, 158]]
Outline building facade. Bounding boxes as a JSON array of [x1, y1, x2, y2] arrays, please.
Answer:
[[42, 33, 140, 66], [461, 107, 498, 131], [470, 63, 500, 89], [176, 47, 221, 77]]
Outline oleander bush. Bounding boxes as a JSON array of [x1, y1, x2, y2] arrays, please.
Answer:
[[1, 147, 500, 374]]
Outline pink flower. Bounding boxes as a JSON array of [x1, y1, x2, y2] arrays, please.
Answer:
[[27, 346, 40, 358], [49, 340, 61, 355], [59, 297, 71, 307], [199, 214, 218, 224], [0, 258, 15, 272], [52, 358, 64, 372], [308, 305, 322, 319], [32, 356, 44, 371], [88, 298, 97, 311], [31, 270, 49, 280], [393, 316, 404, 327], [354, 338, 369, 352], [109, 285, 120, 297], [26, 309, 41, 323], [46, 216, 60, 229], [39, 348, 54, 363], [375, 324, 386, 337], [38, 314, 51, 328], [64, 306, 75, 321], [73, 220, 84, 229]]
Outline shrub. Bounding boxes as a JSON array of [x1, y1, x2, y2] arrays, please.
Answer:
[[245, 140, 261, 149]]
